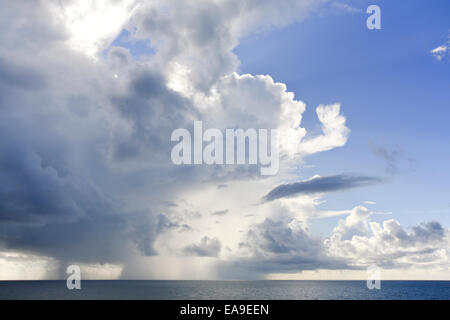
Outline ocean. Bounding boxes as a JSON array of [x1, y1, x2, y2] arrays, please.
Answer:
[[0, 280, 449, 300]]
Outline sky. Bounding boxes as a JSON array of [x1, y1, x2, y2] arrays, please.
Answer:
[[0, 0, 449, 280]]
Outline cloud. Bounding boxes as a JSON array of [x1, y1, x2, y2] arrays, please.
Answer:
[[183, 237, 222, 257], [0, 57, 46, 90], [0, 251, 57, 280], [211, 210, 229, 216], [224, 207, 450, 276], [1, 0, 447, 281], [263, 174, 382, 202], [430, 32, 449, 61], [232, 218, 347, 274], [431, 44, 449, 61], [325, 207, 449, 269], [296, 104, 350, 155], [51, 0, 138, 58], [371, 144, 413, 174], [330, 2, 362, 14]]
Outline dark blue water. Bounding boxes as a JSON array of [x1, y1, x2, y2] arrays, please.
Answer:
[[0, 280, 449, 300]]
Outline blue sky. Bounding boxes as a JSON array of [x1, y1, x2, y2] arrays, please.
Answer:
[[235, 0, 450, 233]]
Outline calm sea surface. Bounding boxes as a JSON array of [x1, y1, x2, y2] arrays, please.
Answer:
[[0, 280, 449, 300]]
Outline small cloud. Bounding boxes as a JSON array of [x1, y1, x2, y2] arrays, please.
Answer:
[[372, 211, 392, 215], [331, 2, 363, 14], [184, 210, 202, 219], [430, 34, 449, 61], [316, 210, 351, 218], [180, 224, 192, 232], [211, 209, 228, 216], [364, 201, 376, 205], [431, 45, 448, 61], [183, 237, 221, 257], [161, 201, 178, 207]]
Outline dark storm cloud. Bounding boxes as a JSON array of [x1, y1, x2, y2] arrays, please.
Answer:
[[109, 67, 199, 165], [263, 174, 382, 202], [0, 1, 199, 270]]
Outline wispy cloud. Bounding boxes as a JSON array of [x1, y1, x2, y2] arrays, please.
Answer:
[[430, 33, 449, 61], [211, 210, 229, 216], [371, 144, 413, 175], [263, 174, 382, 203], [331, 2, 363, 14]]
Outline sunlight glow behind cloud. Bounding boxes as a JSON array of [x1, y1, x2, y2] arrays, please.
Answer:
[[51, 0, 137, 58]]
